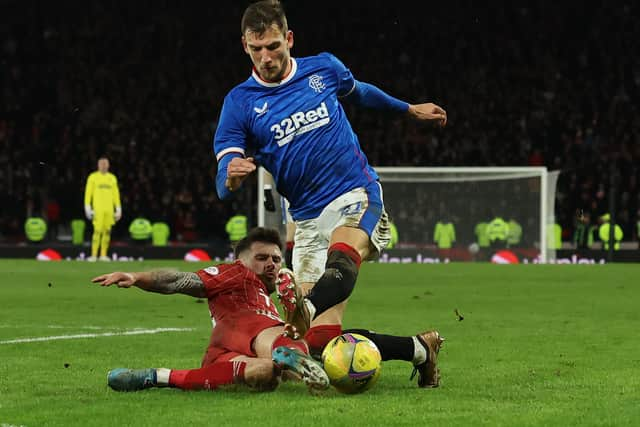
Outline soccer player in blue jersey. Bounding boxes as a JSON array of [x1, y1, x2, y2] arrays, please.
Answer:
[[214, 0, 445, 386]]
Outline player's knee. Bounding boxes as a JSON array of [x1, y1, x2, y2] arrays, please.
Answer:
[[327, 243, 361, 278], [319, 244, 361, 300], [243, 359, 278, 391], [305, 244, 362, 319]]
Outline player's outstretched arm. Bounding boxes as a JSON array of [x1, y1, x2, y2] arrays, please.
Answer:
[[92, 270, 206, 297], [343, 80, 447, 127], [407, 103, 447, 127], [343, 80, 409, 112]]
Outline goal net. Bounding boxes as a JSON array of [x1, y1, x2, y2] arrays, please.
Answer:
[[257, 167, 558, 263]]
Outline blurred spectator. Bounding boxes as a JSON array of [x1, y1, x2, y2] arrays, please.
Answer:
[[506, 218, 523, 248], [573, 212, 597, 249], [24, 217, 47, 242], [547, 222, 563, 250], [598, 213, 624, 250], [1, 1, 639, 244], [388, 220, 399, 249], [128, 217, 152, 245], [151, 221, 170, 246], [434, 218, 456, 249], [225, 213, 248, 247], [487, 216, 509, 250]]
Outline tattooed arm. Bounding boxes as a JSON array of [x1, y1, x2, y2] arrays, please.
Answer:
[[92, 269, 206, 298]]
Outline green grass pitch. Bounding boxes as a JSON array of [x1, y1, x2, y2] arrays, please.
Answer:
[[1, 260, 639, 426]]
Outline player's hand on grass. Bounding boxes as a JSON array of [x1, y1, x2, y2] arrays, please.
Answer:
[[225, 157, 256, 191], [408, 103, 447, 127], [92, 272, 136, 288]]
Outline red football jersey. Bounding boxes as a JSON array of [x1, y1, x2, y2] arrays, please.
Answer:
[[196, 261, 283, 356]]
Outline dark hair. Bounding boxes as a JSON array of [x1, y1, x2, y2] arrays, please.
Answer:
[[234, 227, 283, 258], [241, 0, 288, 36]]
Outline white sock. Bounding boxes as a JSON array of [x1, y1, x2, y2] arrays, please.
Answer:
[[412, 336, 427, 365], [303, 299, 317, 320], [156, 368, 171, 386]]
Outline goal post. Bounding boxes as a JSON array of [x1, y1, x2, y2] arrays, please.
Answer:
[[257, 168, 288, 236], [375, 167, 555, 263], [257, 167, 558, 263]]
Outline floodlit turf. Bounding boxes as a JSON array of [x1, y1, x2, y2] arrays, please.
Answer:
[[1, 260, 639, 426]]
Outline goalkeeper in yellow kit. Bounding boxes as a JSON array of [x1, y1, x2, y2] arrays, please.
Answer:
[[84, 157, 122, 261]]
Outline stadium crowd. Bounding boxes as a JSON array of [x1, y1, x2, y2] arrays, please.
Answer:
[[1, 1, 639, 245]]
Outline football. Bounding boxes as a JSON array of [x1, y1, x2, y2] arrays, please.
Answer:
[[321, 333, 382, 394]]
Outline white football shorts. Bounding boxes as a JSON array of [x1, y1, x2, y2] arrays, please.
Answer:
[[292, 182, 390, 284]]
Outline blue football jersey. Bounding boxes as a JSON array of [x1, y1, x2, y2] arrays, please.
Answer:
[[214, 52, 379, 221]]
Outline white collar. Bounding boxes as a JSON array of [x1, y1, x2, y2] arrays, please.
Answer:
[[251, 58, 297, 87]]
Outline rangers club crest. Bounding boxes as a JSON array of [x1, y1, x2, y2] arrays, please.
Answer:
[[308, 74, 326, 93]]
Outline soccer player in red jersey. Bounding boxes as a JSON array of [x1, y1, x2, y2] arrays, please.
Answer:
[[95, 227, 444, 391], [93, 227, 329, 392]]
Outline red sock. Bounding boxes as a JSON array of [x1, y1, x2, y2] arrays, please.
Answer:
[[329, 242, 361, 268], [169, 361, 246, 390], [272, 334, 309, 354], [304, 324, 342, 356]]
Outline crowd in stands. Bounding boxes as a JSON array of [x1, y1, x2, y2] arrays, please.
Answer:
[[1, 0, 639, 245]]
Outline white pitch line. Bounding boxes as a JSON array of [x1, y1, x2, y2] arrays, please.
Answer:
[[0, 325, 107, 329], [47, 325, 107, 330], [0, 327, 194, 345]]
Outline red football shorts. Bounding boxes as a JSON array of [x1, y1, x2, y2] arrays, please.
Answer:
[[201, 316, 283, 366]]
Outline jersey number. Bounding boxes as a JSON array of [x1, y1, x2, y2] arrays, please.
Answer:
[[260, 292, 273, 309]]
